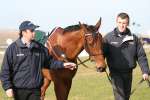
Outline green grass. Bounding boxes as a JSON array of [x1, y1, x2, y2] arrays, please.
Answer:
[[1, 55, 150, 100]]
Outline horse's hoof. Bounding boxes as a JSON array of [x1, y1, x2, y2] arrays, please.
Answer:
[[97, 67, 106, 72]]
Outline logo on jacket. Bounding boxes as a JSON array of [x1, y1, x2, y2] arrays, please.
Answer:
[[34, 53, 40, 56], [16, 53, 24, 56], [110, 42, 119, 45]]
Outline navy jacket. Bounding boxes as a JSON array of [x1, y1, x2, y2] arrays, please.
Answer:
[[103, 28, 150, 74], [0, 38, 64, 90]]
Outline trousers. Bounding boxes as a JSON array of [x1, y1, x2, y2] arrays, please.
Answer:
[[14, 88, 41, 100], [110, 72, 132, 100]]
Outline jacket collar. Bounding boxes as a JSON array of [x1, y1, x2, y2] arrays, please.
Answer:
[[16, 38, 40, 49], [113, 27, 132, 37]]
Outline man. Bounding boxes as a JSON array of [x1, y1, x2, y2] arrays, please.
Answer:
[[0, 21, 76, 100], [103, 12, 150, 100]]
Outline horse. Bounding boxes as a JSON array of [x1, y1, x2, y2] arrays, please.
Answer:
[[42, 19, 106, 100]]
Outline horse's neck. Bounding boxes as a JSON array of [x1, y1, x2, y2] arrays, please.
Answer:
[[61, 30, 84, 60], [47, 29, 84, 60]]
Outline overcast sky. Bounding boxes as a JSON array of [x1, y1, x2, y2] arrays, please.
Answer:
[[0, 0, 150, 34]]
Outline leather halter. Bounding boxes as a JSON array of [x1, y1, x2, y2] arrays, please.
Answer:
[[84, 32, 103, 57]]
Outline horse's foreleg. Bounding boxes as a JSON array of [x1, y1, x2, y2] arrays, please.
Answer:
[[41, 78, 51, 97], [41, 68, 52, 98], [54, 79, 72, 100], [42, 68, 52, 80]]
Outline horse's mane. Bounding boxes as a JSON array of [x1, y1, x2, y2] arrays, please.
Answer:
[[64, 24, 88, 32], [64, 24, 97, 33], [64, 25, 80, 32]]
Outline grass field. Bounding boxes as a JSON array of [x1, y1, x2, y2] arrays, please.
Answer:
[[0, 55, 150, 100]]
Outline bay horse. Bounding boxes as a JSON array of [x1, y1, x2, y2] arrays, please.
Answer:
[[42, 19, 106, 100]]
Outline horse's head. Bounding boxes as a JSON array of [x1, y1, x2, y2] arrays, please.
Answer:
[[46, 19, 106, 72], [79, 18, 106, 72]]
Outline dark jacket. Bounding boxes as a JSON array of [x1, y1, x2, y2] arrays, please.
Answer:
[[103, 28, 150, 74], [0, 38, 64, 90]]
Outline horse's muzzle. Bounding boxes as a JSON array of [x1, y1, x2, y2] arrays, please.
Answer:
[[97, 67, 106, 72]]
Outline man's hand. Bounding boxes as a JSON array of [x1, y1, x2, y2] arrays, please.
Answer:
[[6, 88, 14, 98], [64, 62, 76, 70], [143, 73, 149, 80]]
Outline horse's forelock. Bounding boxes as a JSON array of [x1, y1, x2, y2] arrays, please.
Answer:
[[87, 25, 97, 32]]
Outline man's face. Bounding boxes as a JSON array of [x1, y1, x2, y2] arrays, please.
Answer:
[[116, 17, 129, 32], [23, 29, 35, 41]]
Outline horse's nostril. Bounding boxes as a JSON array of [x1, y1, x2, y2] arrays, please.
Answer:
[[97, 67, 106, 72]]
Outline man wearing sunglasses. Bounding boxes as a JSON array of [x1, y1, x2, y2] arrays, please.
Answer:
[[0, 21, 76, 100]]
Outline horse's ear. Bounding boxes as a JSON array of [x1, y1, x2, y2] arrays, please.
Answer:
[[95, 17, 101, 30], [79, 21, 82, 26], [79, 22, 87, 31]]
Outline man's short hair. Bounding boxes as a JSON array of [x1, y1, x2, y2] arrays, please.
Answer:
[[117, 12, 130, 24]]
